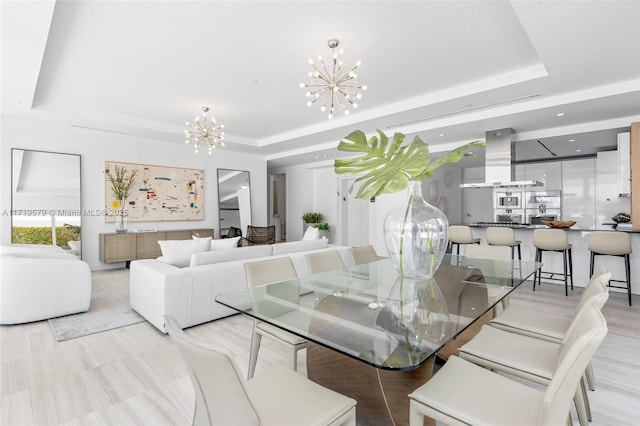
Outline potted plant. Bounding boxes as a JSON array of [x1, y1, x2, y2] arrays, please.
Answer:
[[314, 222, 330, 239], [302, 212, 323, 234], [334, 129, 484, 277], [105, 165, 138, 232]]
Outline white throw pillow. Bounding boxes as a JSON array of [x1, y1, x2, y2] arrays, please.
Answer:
[[302, 226, 320, 240], [158, 238, 211, 266], [210, 236, 241, 250]]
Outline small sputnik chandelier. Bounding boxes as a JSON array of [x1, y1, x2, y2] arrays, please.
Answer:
[[184, 106, 225, 155], [300, 38, 367, 119]]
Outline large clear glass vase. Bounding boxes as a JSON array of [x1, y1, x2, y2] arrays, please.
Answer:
[[383, 180, 449, 278], [376, 276, 452, 366]]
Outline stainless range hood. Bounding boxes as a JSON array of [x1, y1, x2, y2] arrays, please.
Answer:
[[460, 128, 542, 188]]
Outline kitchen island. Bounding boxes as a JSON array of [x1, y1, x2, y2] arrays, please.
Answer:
[[463, 223, 639, 300]]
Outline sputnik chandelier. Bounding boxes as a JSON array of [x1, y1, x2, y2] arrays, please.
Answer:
[[300, 38, 367, 119], [184, 106, 225, 155]]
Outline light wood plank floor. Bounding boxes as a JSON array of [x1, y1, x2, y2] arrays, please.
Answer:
[[1, 271, 638, 425]]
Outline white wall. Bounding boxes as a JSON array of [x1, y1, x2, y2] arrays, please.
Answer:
[[273, 161, 465, 256], [1, 117, 267, 270]]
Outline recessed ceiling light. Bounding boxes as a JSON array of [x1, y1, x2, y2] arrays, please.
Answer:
[[568, 139, 576, 142], [438, 133, 445, 137], [576, 149, 582, 152], [556, 112, 565, 117]]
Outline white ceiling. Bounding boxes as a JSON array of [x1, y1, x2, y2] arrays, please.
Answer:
[[2, 1, 639, 169]]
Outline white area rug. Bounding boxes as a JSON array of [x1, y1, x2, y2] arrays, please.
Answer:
[[48, 268, 144, 341]]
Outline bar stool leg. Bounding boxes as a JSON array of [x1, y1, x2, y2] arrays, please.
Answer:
[[562, 249, 568, 297], [625, 253, 632, 306], [517, 244, 521, 261], [533, 248, 540, 291], [568, 248, 574, 290], [590, 251, 595, 277]]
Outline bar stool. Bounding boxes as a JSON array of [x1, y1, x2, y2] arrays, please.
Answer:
[[486, 227, 522, 260], [448, 225, 480, 255], [588, 231, 632, 306], [532, 229, 573, 296]]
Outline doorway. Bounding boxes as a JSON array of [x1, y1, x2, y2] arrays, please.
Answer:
[[340, 178, 369, 247]]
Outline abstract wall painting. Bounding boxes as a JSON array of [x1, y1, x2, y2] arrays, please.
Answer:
[[104, 161, 204, 222]]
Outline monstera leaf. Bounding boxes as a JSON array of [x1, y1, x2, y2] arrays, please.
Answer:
[[334, 129, 484, 199]]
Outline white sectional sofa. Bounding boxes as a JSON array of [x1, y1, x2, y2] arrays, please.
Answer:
[[0, 244, 92, 324], [129, 239, 354, 333]]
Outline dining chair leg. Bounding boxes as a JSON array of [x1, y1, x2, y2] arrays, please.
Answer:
[[580, 376, 592, 421], [248, 326, 262, 379], [291, 347, 298, 372], [585, 362, 596, 391]]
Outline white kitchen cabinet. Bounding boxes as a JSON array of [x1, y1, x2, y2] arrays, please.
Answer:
[[618, 132, 631, 196], [524, 161, 561, 190], [596, 151, 631, 230], [562, 158, 596, 229]]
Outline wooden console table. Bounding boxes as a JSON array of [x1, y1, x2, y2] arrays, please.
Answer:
[[99, 228, 214, 263]]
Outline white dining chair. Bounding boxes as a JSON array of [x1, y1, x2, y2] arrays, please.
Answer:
[[350, 245, 384, 265], [462, 244, 512, 315], [409, 306, 607, 426], [164, 315, 357, 426], [245, 257, 306, 379], [305, 250, 345, 274], [491, 267, 610, 391], [457, 291, 609, 426]]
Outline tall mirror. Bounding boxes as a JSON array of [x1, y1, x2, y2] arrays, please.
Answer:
[[11, 149, 82, 256], [217, 169, 251, 238]]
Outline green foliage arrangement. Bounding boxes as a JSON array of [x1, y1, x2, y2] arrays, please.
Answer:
[[106, 165, 138, 202], [12, 226, 81, 247], [334, 129, 484, 199], [314, 222, 330, 231], [302, 212, 323, 223]]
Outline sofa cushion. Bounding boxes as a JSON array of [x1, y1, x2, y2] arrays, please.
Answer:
[[210, 236, 241, 250], [158, 238, 211, 267], [271, 239, 328, 256], [189, 244, 273, 267]]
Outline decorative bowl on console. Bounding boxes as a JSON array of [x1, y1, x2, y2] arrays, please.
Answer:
[[543, 220, 576, 229]]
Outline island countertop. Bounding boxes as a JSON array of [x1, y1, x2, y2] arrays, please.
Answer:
[[466, 222, 640, 233], [457, 225, 639, 300]]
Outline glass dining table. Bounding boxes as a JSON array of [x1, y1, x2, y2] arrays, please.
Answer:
[[215, 254, 541, 426]]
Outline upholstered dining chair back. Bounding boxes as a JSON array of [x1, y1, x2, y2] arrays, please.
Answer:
[[540, 307, 608, 424], [245, 257, 297, 288], [306, 250, 345, 274], [351, 245, 383, 265], [245, 225, 276, 245], [164, 315, 260, 426], [575, 267, 611, 314]]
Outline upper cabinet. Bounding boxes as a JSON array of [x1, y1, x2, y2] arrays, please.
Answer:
[[618, 132, 631, 197]]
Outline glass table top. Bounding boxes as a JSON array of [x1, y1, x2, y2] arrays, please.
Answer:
[[215, 254, 541, 370]]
